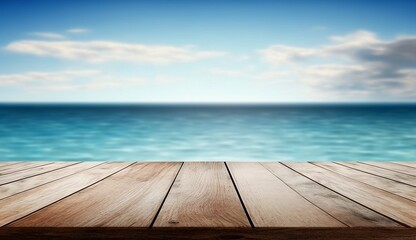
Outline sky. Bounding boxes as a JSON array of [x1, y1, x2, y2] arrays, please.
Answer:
[[0, 0, 416, 103]]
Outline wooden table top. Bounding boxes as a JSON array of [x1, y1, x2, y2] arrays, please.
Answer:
[[0, 161, 415, 239]]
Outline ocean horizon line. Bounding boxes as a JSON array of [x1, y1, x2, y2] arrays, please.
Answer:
[[1, 102, 416, 106]]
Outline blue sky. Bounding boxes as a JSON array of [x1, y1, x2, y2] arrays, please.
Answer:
[[1, 0, 416, 102]]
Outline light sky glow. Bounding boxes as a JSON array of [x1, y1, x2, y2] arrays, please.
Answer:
[[0, 0, 415, 102]]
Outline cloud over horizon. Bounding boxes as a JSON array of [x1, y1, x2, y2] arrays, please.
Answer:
[[66, 28, 89, 34], [0, 70, 99, 85], [259, 31, 416, 99], [30, 32, 66, 40], [5, 40, 227, 65], [2, 29, 416, 101], [0, 69, 179, 94]]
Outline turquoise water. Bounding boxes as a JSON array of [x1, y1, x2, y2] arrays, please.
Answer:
[[0, 104, 415, 161]]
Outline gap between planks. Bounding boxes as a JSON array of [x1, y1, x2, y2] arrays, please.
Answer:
[[283, 162, 416, 227], [0, 162, 415, 229], [1, 162, 134, 227]]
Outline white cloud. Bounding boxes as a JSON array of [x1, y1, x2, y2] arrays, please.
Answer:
[[259, 31, 381, 65], [259, 45, 317, 64], [5, 40, 227, 65], [258, 30, 416, 99], [0, 69, 179, 93], [30, 32, 66, 40], [0, 70, 99, 85], [66, 28, 89, 34]]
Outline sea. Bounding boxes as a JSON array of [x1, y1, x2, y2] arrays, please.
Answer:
[[0, 103, 415, 161]]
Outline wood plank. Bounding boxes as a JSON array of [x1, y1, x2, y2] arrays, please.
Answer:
[[153, 162, 250, 227], [0, 162, 103, 200], [1, 228, 416, 240], [12, 162, 182, 227], [227, 162, 344, 227], [284, 162, 416, 227], [0, 162, 19, 167], [262, 162, 400, 227], [394, 162, 416, 169], [0, 162, 52, 175], [0, 162, 79, 185], [338, 162, 416, 187], [0, 162, 131, 227], [315, 162, 416, 202], [360, 162, 416, 176]]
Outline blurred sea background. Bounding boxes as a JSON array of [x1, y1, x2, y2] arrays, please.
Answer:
[[0, 103, 415, 161]]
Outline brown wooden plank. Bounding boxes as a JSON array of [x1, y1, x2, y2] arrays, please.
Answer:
[[12, 162, 182, 227], [0, 162, 103, 200], [394, 162, 416, 169], [262, 162, 400, 227], [338, 162, 416, 187], [0, 162, 19, 167], [0, 162, 131, 227], [284, 162, 416, 227], [1, 227, 416, 240], [0, 162, 79, 185], [227, 162, 344, 227], [315, 162, 416, 202], [361, 162, 416, 176], [0, 162, 52, 175], [153, 162, 250, 227]]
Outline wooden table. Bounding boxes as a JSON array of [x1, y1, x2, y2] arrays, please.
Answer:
[[0, 161, 415, 239]]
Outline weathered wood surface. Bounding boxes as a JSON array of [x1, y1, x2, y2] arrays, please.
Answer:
[[315, 162, 416, 202], [0, 162, 19, 168], [284, 162, 416, 227], [361, 162, 416, 176], [0, 162, 79, 185], [0, 162, 131, 226], [262, 162, 400, 227], [0, 162, 52, 175], [338, 162, 416, 187], [12, 162, 182, 227], [227, 162, 344, 227], [0, 161, 416, 239], [0, 162, 103, 200], [154, 162, 250, 227], [395, 162, 416, 168]]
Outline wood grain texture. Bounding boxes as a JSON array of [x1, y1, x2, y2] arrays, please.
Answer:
[[315, 162, 416, 202], [0, 163, 19, 168], [0, 162, 52, 175], [0, 162, 79, 185], [262, 162, 400, 227], [153, 162, 250, 227], [338, 162, 416, 187], [394, 162, 416, 168], [12, 162, 182, 227], [284, 162, 416, 227], [361, 162, 416, 176], [227, 162, 344, 227], [1, 227, 416, 240], [0, 162, 131, 227], [0, 161, 415, 234], [0, 162, 103, 200]]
